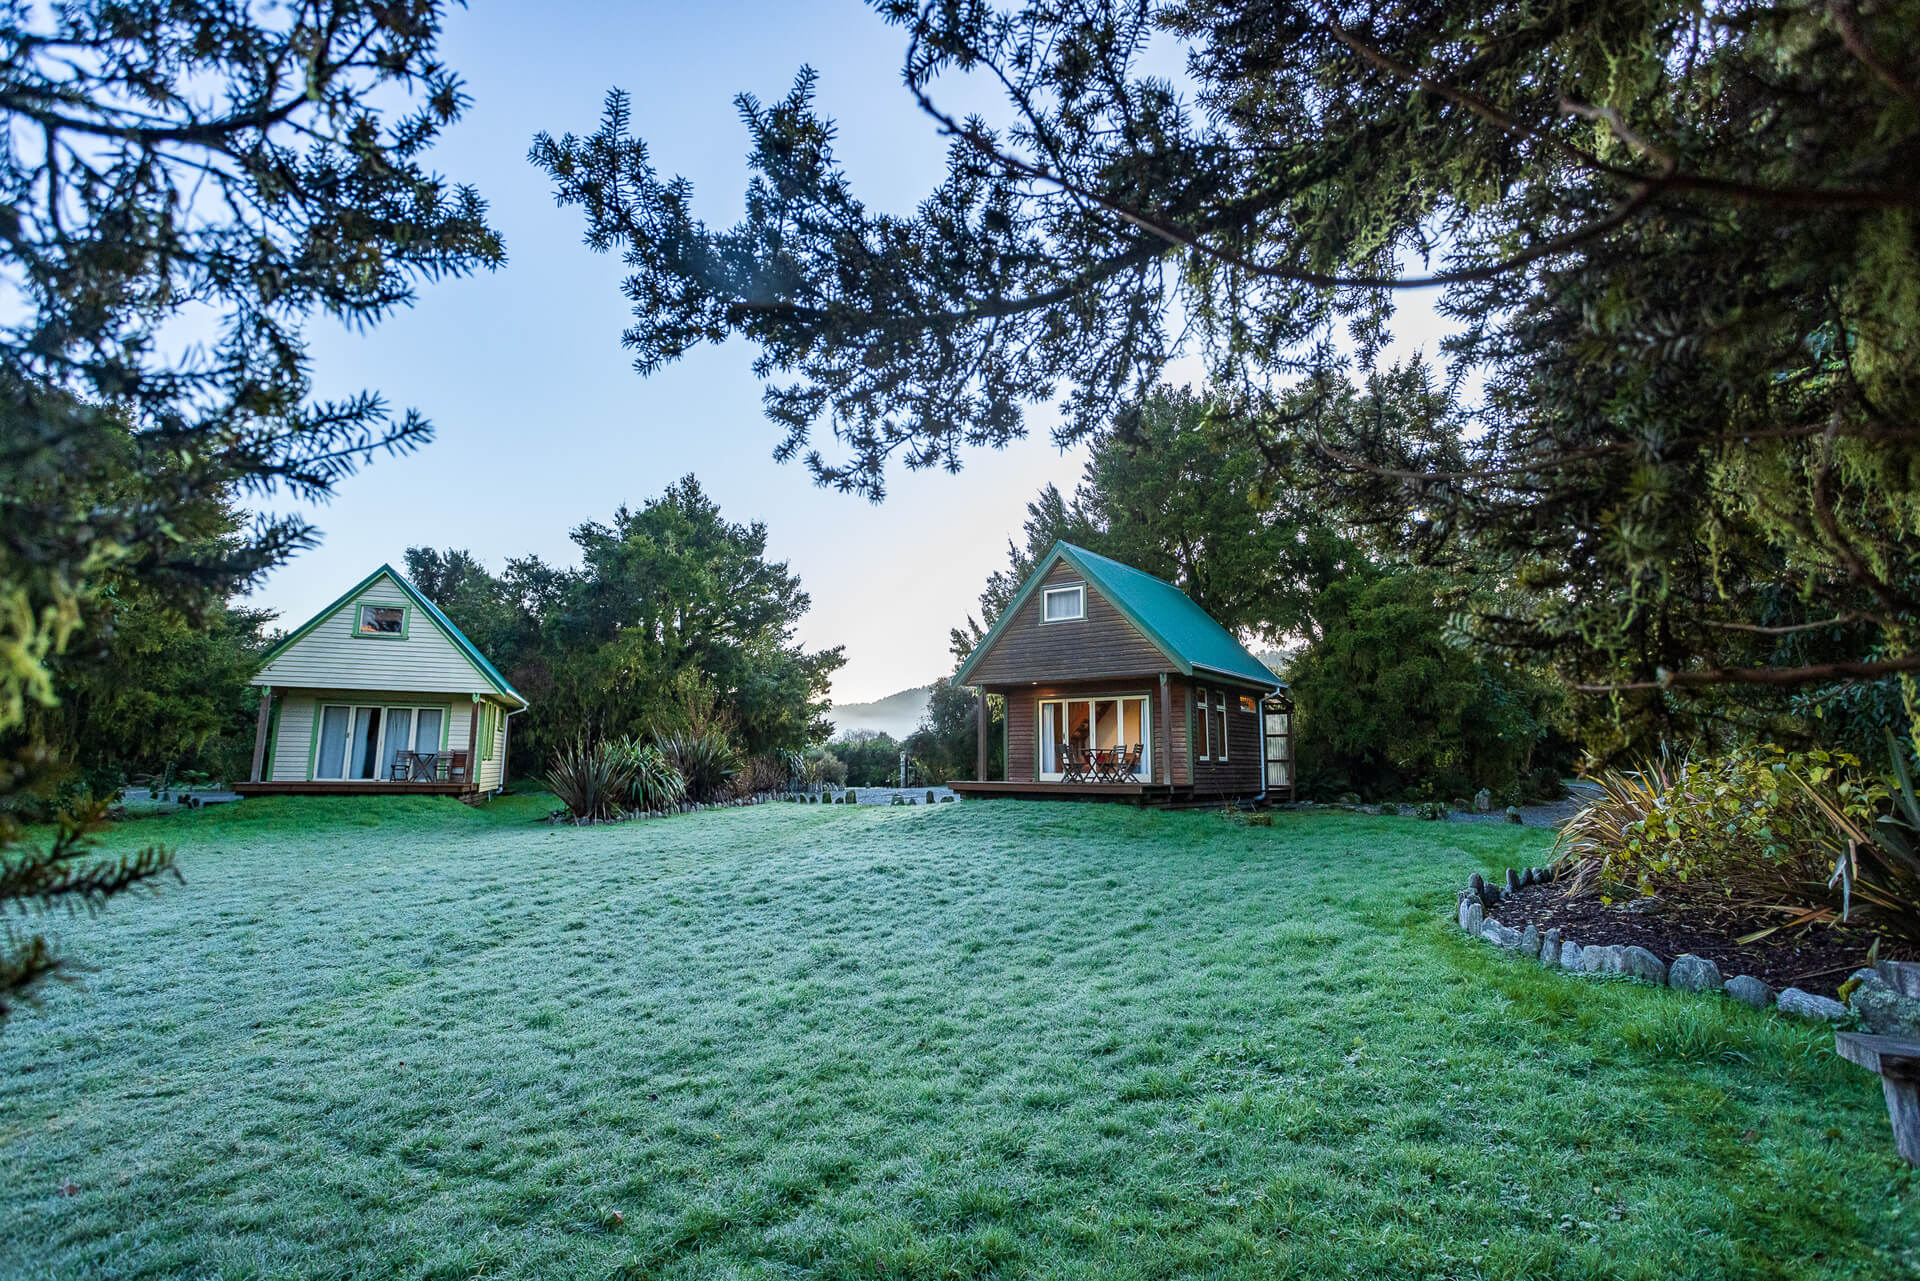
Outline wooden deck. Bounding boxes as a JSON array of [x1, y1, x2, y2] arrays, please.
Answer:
[[232, 780, 479, 798], [948, 779, 1170, 805], [948, 779, 1269, 808]]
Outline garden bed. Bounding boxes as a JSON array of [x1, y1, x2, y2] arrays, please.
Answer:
[[1492, 880, 1917, 998]]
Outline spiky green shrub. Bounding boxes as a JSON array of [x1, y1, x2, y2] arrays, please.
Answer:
[[655, 729, 738, 803], [610, 736, 685, 812], [1556, 744, 1918, 940], [545, 739, 632, 821], [1794, 731, 1920, 944]]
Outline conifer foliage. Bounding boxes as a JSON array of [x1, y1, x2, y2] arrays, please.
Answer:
[[1, 0, 501, 1023], [536, 0, 1920, 722]]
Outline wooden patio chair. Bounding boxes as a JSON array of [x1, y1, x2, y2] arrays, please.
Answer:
[[1120, 743, 1143, 779], [387, 750, 416, 782], [1061, 744, 1093, 784], [439, 751, 471, 784]]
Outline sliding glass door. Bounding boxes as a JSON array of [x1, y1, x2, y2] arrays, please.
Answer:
[[313, 703, 451, 780], [1037, 695, 1150, 781]]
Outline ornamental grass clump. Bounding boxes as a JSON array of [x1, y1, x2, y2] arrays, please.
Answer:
[[544, 738, 632, 822], [611, 736, 686, 812], [654, 729, 739, 803], [1556, 744, 1917, 941], [1792, 731, 1920, 945]]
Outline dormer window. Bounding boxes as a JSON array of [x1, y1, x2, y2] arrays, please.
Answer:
[[356, 603, 406, 636], [1041, 584, 1085, 623]]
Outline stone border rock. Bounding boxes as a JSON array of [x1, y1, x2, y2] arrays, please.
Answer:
[[547, 792, 786, 826], [1454, 867, 1862, 1023]]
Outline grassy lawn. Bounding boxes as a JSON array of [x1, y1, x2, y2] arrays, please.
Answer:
[[3, 798, 1914, 1279]]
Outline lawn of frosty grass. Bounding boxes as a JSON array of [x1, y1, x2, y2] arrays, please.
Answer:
[[2, 793, 1915, 1279]]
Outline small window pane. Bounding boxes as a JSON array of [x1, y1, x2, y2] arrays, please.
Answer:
[[358, 604, 404, 634], [1042, 587, 1083, 621], [1239, 695, 1257, 713]]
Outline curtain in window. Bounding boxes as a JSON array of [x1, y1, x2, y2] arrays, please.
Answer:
[[414, 708, 444, 755], [382, 709, 413, 778], [315, 706, 348, 779], [349, 707, 381, 779]]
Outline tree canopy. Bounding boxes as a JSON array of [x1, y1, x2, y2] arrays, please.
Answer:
[[536, 0, 1920, 727], [409, 476, 844, 778], [1, 0, 500, 1023], [2, 0, 503, 732]]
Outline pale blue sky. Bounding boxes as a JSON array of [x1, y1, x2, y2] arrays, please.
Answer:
[[260, 1, 1451, 704]]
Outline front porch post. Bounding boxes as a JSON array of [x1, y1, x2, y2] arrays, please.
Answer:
[[249, 687, 272, 782], [976, 686, 988, 781]]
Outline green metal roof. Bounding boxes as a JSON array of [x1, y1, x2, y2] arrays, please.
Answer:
[[255, 563, 527, 707], [956, 542, 1283, 689]]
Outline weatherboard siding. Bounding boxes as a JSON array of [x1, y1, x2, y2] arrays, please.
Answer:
[[271, 696, 315, 782], [965, 562, 1170, 686], [1001, 680, 1162, 782], [255, 576, 490, 695], [268, 689, 475, 782], [1188, 679, 1264, 794], [476, 706, 507, 791]]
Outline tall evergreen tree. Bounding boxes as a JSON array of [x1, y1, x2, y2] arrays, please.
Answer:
[[1, 0, 502, 1023], [536, 0, 1920, 730]]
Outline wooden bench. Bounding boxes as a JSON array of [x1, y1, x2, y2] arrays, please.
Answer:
[[1836, 1034, 1919, 1165]]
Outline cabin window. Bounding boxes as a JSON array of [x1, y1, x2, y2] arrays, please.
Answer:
[[1196, 685, 1210, 760], [1215, 689, 1229, 761], [1040, 584, 1085, 623], [355, 603, 406, 637], [1239, 695, 1257, 713]]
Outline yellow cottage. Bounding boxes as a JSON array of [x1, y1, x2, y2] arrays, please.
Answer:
[[235, 564, 528, 799]]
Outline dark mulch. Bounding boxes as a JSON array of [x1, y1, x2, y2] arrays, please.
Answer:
[[1492, 882, 1918, 998]]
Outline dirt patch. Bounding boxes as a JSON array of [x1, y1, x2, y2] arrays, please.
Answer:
[[1493, 882, 1917, 998]]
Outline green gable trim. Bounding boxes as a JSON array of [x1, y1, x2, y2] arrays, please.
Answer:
[[254, 564, 526, 708], [955, 542, 1282, 691]]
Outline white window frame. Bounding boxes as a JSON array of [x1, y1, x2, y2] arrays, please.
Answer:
[[1036, 694, 1151, 782], [1215, 688, 1229, 762], [1196, 684, 1210, 761], [312, 701, 451, 780], [1040, 583, 1086, 624]]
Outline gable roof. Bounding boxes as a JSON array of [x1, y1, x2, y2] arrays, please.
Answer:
[[955, 542, 1282, 689], [256, 563, 527, 707]]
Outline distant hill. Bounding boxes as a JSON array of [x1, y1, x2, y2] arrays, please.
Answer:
[[829, 685, 931, 741]]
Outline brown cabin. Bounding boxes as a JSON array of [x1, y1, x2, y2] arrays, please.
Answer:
[[948, 543, 1293, 806]]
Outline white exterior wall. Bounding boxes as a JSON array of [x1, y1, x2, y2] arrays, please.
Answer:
[[255, 575, 492, 695]]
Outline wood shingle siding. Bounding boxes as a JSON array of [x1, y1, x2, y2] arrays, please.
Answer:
[[964, 562, 1172, 685]]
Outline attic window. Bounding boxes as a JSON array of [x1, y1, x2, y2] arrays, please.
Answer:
[[1041, 584, 1085, 623], [356, 604, 405, 636]]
